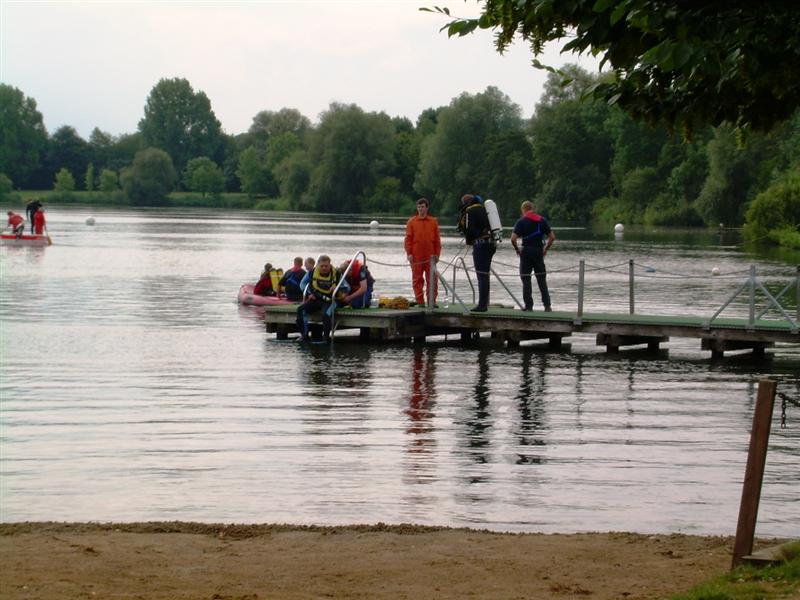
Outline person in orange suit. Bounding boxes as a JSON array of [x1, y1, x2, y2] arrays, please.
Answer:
[[404, 198, 441, 306]]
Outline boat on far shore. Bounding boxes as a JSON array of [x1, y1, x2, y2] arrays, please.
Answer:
[[1, 233, 52, 246]]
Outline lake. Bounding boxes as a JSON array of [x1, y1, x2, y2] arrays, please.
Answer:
[[1, 206, 798, 537]]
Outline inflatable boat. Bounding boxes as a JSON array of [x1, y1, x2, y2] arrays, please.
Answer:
[[237, 284, 295, 306], [1, 233, 52, 246]]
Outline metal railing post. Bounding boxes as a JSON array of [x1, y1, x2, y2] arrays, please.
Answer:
[[629, 259, 635, 315], [796, 265, 799, 323], [748, 264, 756, 329], [427, 256, 435, 312], [576, 259, 585, 325]]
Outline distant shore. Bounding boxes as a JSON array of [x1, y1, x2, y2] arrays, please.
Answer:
[[0, 521, 773, 600]]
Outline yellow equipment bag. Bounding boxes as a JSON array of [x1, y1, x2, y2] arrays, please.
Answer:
[[270, 268, 283, 291]]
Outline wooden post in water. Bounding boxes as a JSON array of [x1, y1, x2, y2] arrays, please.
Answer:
[[629, 259, 635, 315], [731, 378, 777, 569]]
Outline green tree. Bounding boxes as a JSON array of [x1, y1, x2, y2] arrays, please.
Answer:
[[0, 84, 48, 188], [54, 168, 76, 192], [236, 146, 272, 199], [46, 126, 91, 190], [266, 132, 302, 170], [416, 86, 523, 212], [431, 1, 800, 132], [99, 169, 119, 193], [247, 108, 311, 150], [529, 71, 614, 223], [306, 103, 397, 213], [480, 130, 536, 220], [107, 132, 146, 172], [0, 172, 13, 199], [744, 173, 800, 246], [183, 157, 224, 197], [84, 163, 95, 192], [139, 78, 224, 174], [273, 150, 312, 211], [120, 147, 176, 205]]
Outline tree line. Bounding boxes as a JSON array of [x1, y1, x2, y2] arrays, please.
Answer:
[[0, 72, 798, 245]]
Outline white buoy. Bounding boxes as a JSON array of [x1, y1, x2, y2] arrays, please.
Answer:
[[85, 216, 96, 226], [614, 223, 624, 233], [711, 267, 721, 276], [369, 220, 379, 229]]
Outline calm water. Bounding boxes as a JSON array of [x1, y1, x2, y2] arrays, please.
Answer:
[[1, 206, 798, 537]]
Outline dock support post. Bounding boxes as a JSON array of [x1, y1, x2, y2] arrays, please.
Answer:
[[732, 379, 777, 569], [576, 259, 585, 325], [629, 259, 635, 315]]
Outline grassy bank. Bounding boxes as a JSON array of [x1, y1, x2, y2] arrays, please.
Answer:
[[671, 541, 799, 600]]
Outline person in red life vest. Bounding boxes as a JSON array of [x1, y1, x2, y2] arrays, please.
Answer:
[[404, 197, 441, 307], [510, 200, 555, 312], [5, 211, 25, 237], [339, 258, 375, 308], [26, 198, 42, 233], [278, 256, 307, 302], [253, 263, 277, 296], [33, 207, 46, 235]]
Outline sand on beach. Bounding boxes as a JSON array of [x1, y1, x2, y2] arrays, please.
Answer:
[[0, 522, 767, 599]]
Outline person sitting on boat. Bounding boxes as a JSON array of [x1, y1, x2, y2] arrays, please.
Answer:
[[279, 256, 306, 302], [299, 256, 317, 296], [33, 208, 46, 235], [5, 211, 25, 238], [295, 255, 346, 342], [339, 258, 375, 309], [253, 263, 277, 296], [26, 198, 42, 234]]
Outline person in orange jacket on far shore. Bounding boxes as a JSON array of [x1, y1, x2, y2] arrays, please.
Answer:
[[404, 198, 441, 307], [33, 208, 46, 235]]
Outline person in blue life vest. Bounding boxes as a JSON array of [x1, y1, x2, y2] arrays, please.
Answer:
[[279, 256, 306, 302], [510, 200, 555, 312], [457, 194, 495, 312], [339, 258, 375, 308], [295, 255, 346, 342]]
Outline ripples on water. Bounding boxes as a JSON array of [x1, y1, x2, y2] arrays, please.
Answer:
[[1, 208, 798, 536]]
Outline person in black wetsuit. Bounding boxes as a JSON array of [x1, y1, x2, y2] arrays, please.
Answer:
[[510, 200, 555, 312], [457, 194, 495, 312]]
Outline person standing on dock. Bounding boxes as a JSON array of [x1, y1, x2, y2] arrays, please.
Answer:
[[404, 198, 441, 307], [457, 194, 495, 312], [511, 201, 555, 312]]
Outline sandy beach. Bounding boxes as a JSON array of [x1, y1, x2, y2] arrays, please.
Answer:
[[1, 522, 771, 599]]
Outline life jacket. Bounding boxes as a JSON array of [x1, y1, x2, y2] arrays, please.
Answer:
[[310, 266, 340, 302]]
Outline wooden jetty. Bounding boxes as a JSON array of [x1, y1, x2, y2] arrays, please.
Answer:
[[263, 304, 799, 358]]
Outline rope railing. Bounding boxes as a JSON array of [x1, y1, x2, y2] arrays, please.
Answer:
[[354, 249, 797, 328]]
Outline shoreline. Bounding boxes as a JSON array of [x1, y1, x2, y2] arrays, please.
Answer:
[[1, 521, 780, 600]]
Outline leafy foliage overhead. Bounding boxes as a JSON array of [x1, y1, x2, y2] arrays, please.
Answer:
[[425, 1, 800, 133]]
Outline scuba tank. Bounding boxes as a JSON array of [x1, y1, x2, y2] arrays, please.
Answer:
[[484, 199, 503, 242]]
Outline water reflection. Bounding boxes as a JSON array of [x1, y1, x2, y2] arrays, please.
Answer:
[[513, 352, 549, 465], [402, 346, 438, 486]]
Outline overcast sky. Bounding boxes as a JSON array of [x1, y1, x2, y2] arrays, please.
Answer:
[[1, 0, 599, 139]]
